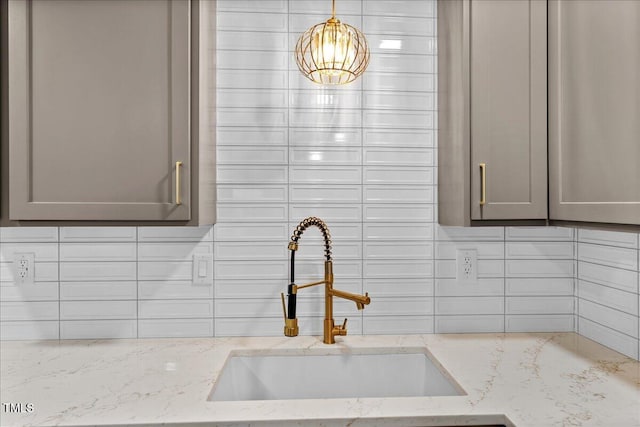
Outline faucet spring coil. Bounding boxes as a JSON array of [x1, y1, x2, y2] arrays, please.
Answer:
[[289, 216, 332, 261]]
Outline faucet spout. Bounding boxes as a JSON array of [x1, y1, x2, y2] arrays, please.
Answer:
[[329, 288, 370, 310]]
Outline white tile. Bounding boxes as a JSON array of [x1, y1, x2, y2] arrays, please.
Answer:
[[290, 204, 362, 222], [288, 14, 362, 35], [214, 223, 288, 242], [217, 70, 287, 89], [217, 128, 287, 146], [364, 205, 434, 222], [290, 185, 362, 203], [296, 260, 361, 280], [364, 129, 434, 147], [436, 297, 504, 315], [217, 50, 288, 70], [290, 110, 361, 128], [0, 243, 58, 263], [579, 299, 638, 338], [218, 108, 287, 127], [578, 261, 638, 294], [60, 301, 136, 320], [217, 166, 288, 184], [217, 204, 288, 222], [1, 283, 59, 302], [215, 297, 355, 319], [435, 260, 504, 279], [217, 0, 287, 13], [578, 243, 638, 271], [289, 147, 361, 165], [139, 281, 213, 300], [435, 315, 504, 333], [59, 243, 136, 262], [217, 12, 287, 32], [505, 315, 574, 333], [214, 241, 286, 260], [139, 300, 213, 319], [0, 302, 58, 321], [578, 317, 639, 360], [505, 260, 574, 278], [60, 320, 137, 339], [364, 147, 434, 166], [364, 92, 434, 111], [363, 110, 433, 129], [363, 0, 435, 18], [368, 34, 435, 55], [363, 316, 433, 335], [364, 186, 433, 204], [435, 226, 504, 241], [289, 70, 363, 90], [218, 185, 288, 203], [288, 222, 362, 241], [0, 227, 57, 243], [138, 319, 214, 338], [138, 262, 192, 281], [290, 0, 361, 15], [363, 72, 435, 92], [506, 297, 574, 315], [364, 16, 435, 36], [367, 53, 434, 74], [217, 145, 288, 164], [290, 166, 361, 184], [296, 241, 361, 260], [506, 278, 574, 296], [435, 278, 504, 297], [578, 280, 638, 316], [217, 31, 288, 51], [364, 223, 434, 241], [364, 278, 433, 298], [363, 259, 433, 279], [578, 228, 638, 249], [215, 316, 355, 337], [289, 89, 362, 109], [435, 242, 504, 260], [138, 226, 213, 242], [59, 227, 136, 242], [215, 260, 287, 280], [364, 297, 433, 316], [60, 262, 136, 282], [60, 281, 137, 301], [505, 242, 574, 260], [138, 242, 212, 262], [363, 241, 433, 260], [290, 128, 362, 147], [0, 321, 59, 340], [505, 227, 574, 241]]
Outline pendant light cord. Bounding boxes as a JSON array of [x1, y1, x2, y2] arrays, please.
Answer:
[[332, 0, 336, 18]]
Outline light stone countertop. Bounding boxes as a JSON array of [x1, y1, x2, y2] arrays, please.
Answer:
[[1, 333, 639, 427]]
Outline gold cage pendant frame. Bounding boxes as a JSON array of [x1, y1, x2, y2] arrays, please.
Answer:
[[294, 2, 370, 85]]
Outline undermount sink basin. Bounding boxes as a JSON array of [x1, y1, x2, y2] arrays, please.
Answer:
[[209, 347, 464, 401]]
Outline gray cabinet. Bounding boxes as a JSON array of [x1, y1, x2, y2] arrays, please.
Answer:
[[2, 0, 216, 224], [549, 0, 640, 225], [438, 0, 547, 226]]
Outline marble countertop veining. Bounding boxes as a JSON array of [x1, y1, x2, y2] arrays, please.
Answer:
[[1, 333, 639, 427]]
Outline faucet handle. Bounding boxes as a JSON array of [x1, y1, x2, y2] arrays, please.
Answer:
[[332, 318, 347, 337], [341, 318, 348, 329]]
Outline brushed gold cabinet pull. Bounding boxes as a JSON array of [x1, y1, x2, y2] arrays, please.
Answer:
[[175, 161, 183, 205], [479, 163, 486, 206]]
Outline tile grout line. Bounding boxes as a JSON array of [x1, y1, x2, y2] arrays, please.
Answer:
[[58, 227, 61, 340]]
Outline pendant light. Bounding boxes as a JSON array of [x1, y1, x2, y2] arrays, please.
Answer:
[[294, 0, 370, 85]]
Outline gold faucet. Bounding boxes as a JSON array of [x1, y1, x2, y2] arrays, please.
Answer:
[[281, 217, 371, 344]]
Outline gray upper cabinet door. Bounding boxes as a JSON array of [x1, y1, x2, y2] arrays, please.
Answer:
[[549, 0, 640, 225], [470, 0, 547, 220], [8, 0, 191, 221]]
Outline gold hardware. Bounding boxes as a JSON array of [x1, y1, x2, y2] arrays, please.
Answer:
[[294, 0, 370, 85], [479, 163, 486, 206], [284, 217, 371, 345], [280, 293, 287, 321], [175, 161, 183, 206]]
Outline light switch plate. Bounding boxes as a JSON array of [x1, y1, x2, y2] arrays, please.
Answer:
[[13, 252, 35, 285], [192, 253, 212, 285]]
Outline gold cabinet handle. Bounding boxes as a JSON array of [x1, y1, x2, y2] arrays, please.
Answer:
[[175, 161, 183, 205], [479, 163, 486, 206]]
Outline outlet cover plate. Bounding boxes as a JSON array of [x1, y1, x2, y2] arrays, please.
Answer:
[[456, 249, 477, 283], [13, 252, 35, 285]]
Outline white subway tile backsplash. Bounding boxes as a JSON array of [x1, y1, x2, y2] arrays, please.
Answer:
[[290, 204, 362, 222], [435, 315, 504, 334], [364, 205, 434, 222], [60, 281, 137, 301], [364, 186, 434, 204], [290, 166, 361, 184], [436, 297, 504, 316], [363, 241, 433, 260], [0, 227, 57, 243], [505, 278, 574, 296], [60, 320, 137, 340], [368, 35, 436, 56], [138, 319, 214, 338], [60, 262, 136, 282], [505, 227, 574, 241], [435, 278, 504, 297], [364, 110, 434, 129], [289, 89, 362, 109], [506, 315, 574, 333], [217, 128, 288, 146], [505, 242, 574, 260], [506, 297, 574, 315], [214, 224, 289, 242], [290, 129, 362, 147], [290, 185, 361, 203], [367, 53, 434, 74], [578, 280, 638, 316], [59, 243, 136, 262], [364, 91, 434, 111], [0, 321, 59, 340], [364, 147, 434, 166], [578, 317, 639, 360], [577, 261, 638, 294], [60, 301, 136, 320], [435, 226, 504, 241], [364, 167, 434, 185], [506, 260, 574, 278], [364, 260, 433, 279], [364, 16, 435, 36], [218, 165, 288, 184], [138, 242, 212, 262], [364, 72, 435, 92], [435, 260, 504, 279], [363, 0, 435, 18], [578, 242, 638, 271], [364, 223, 434, 241], [290, 147, 361, 165], [435, 242, 504, 260], [578, 229, 638, 249], [290, 109, 362, 128], [218, 186, 288, 203], [217, 204, 288, 222], [0, 262, 58, 283], [0, 243, 58, 263], [364, 278, 433, 298], [214, 241, 286, 261], [139, 281, 213, 300], [137, 226, 213, 242], [363, 316, 433, 335], [217, 146, 288, 165], [1, 283, 59, 302], [1, 302, 58, 321], [579, 299, 638, 338], [139, 300, 213, 319], [138, 262, 193, 282], [215, 260, 287, 280], [218, 108, 288, 127], [364, 129, 434, 147], [59, 227, 136, 242]]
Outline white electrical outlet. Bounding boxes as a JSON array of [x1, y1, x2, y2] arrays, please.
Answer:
[[13, 252, 35, 285], [456, 249, 477, 282]]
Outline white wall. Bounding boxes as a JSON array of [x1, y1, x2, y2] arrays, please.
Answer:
[[0, 0, 637, 362]]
